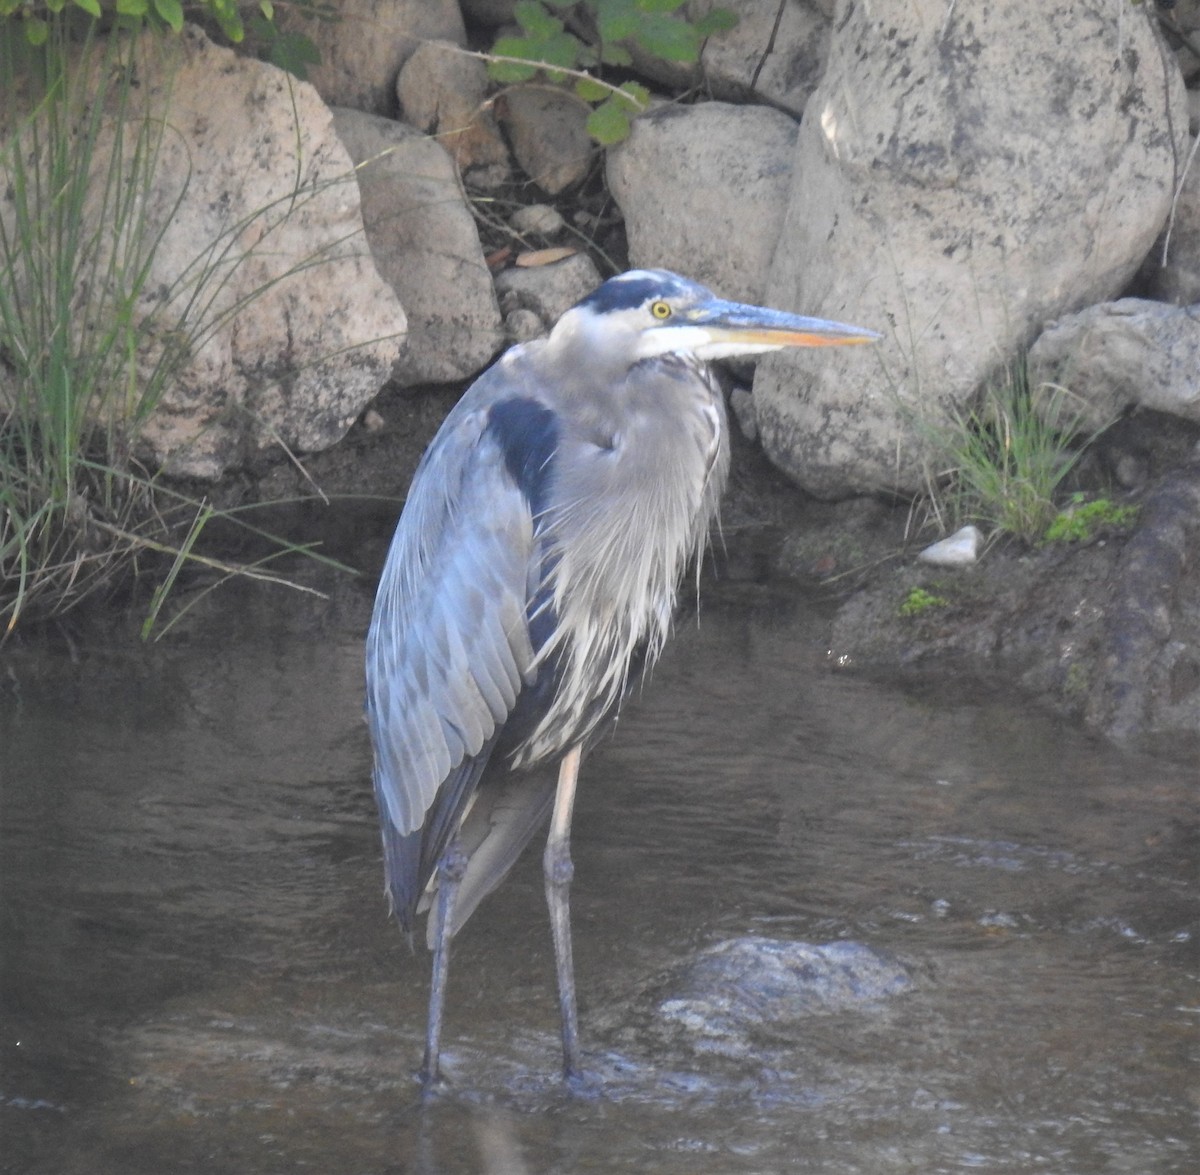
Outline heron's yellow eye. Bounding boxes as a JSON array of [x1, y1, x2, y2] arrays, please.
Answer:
[[650, 300, 672, 320]]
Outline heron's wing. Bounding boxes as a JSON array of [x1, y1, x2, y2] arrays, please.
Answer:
[[366, 397, 543, 929]]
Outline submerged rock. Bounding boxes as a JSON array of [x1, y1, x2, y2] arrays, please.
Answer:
[[601, 937, 911, 1063]]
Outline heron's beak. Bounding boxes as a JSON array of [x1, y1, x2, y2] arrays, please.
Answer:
[[688, 298, 882, 356]]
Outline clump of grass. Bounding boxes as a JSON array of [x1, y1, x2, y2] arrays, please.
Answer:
[[0, 16, 356, 639], [918, 360, 1110, 545], [1, 22, 180, 630]]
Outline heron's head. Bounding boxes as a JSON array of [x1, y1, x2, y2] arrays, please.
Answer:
[[550, 269, 881, 364]]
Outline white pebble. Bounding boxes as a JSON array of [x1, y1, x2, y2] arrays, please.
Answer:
[[918, 525, 981, 566]]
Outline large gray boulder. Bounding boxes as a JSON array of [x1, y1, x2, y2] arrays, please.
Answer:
[[332, 109, 505, 385], [0, 27, 405, 480], [756, 1, 1187, 498], [607, 101, 798, 304]]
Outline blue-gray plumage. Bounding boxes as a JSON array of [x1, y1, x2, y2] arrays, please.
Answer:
[[364, 269, 880, 1088]]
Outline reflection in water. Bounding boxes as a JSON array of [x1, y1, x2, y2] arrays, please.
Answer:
[[1, 566, 1197, 1174]]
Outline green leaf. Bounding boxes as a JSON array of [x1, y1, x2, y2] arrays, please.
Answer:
[[153, 0, 184, 33], [116, 0, 149, 15], [212, 0, 244, 42], [597, 6, 639, 43], [268, 31, 321, 78], [538, 29, 581, 70], [72, 0, 103, 17], [616, 80, 649, 111], [259, 0, 274, 19], [693, 7, 738, 38], [488, 35, 541, 82], [586, 98, 631, 146], [598, 42, 632, 66], [513, 0, 562, 38], [636, 0, 689, 12], [46, 0, 67, 15], [574, 76, 610, 104]]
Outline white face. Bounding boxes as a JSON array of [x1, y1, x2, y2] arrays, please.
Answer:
[[549, 270, 880, 364], [557, 297, 787, 364]]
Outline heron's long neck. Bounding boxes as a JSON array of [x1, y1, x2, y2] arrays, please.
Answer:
[[508, 353, 729, 767]]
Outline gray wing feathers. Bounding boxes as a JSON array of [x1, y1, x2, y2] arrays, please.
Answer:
[[366, 411, 537, 840]]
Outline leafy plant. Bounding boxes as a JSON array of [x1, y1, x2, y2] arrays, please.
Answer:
[[0, 14, 354, 637], [489, 0, 738, 144], [2, 1, 324, 77], [1042, 493, 1138, 544], [2, 0, 256, 44], [899, 587, 949, 617]]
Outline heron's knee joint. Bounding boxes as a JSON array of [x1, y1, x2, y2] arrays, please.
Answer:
[[543, 845, 574, 886]]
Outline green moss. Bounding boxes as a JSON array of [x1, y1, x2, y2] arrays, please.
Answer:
[[1043, 495, 1139, 544], [899, 587, 950, 617]]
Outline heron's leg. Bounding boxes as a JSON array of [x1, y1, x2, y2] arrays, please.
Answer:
[[421, 837, 468, 1090], [544, 744, 583, 1080]]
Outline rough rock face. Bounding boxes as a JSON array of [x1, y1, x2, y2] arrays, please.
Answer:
[[1029, 299, 1200, 430], [756, 0, 1188, 499], [694, 0, 831, 115], [496, 85, 594, 195], [824, 452, 1200, 749], [396, 39, 509, 185], [1085, 462, 1200, 743], [626, 0, 832, 117], [607, 102, 798, 305], [292, 0, 466, 116], [332, 108, 505, 385], [0, 27, 405, 480]]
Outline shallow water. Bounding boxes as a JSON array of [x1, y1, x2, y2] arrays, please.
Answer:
[[2, 537, 1197, 1174]]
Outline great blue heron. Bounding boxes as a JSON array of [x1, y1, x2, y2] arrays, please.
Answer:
[[365, 269, 879, 1087]]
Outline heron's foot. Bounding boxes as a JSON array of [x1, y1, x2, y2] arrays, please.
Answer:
[[416, 1060, 449, 1099], [562, 1060, 603, 1099]]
